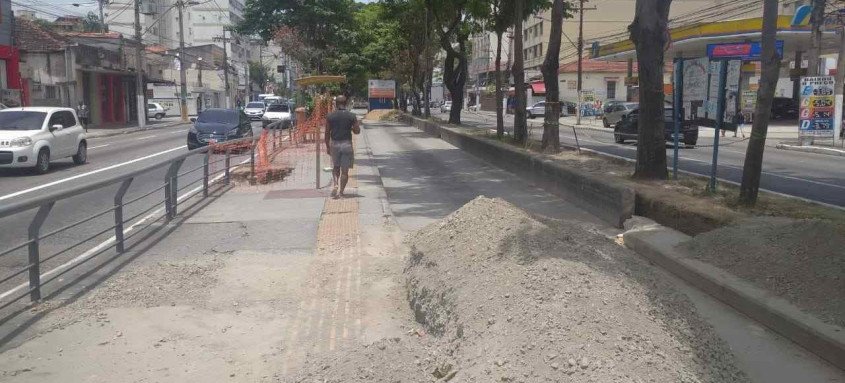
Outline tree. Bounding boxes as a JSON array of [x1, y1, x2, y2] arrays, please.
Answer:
[[248, 61, 273, 93], [540, 0, 571, 152], [628, 0, 671, 179], [82, 11, 104, 33], [512, 0, 528, 142], [485, 0, 513, 139], [807, 0, 827, 76], [739, 0, 781, 205]]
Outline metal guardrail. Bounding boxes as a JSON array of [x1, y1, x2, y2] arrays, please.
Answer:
[[0, 129, 287, 311]]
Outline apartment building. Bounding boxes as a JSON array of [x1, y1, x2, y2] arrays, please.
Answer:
[[104, 0, 250, 100], [468, 31, 513, 86]]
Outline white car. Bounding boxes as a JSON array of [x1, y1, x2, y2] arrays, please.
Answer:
[[243, 101, 266, 121], [440, 101, 452, 113], [261, 103, 292, 128], [147, 102, 168, 120], [0, 107, 87, 174]]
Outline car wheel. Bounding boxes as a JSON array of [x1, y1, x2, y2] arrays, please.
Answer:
[[614, 128, 625, 144], [72, 141, 87, 165], [155, 113, 164, 120], [684, 140, 697, 147], [603, 118, 610, 128], [35, 148, 50, 174]]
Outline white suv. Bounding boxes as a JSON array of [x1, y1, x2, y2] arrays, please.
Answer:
[[0, 107, 88, 174]]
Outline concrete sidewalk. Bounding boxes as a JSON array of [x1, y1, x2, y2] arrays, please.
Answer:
[[0, 134, 410, 382]]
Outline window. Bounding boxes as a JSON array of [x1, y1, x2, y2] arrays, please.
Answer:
[[568, 81, 576, 90], [606, 81, 617, 99], [45, 85, 58, 99], [57, 111, 77, 127], [539, 23, 543, 37]]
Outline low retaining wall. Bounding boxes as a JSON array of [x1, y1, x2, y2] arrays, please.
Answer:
[[399, 114, 635, 228]]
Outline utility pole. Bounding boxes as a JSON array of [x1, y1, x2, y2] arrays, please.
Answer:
[[576, 0, 584, 125], [98, 0, 106, 33], [214, 30, 232, 108], [133, 0, 146, 128], [808, 0, 826, 76], [177, 1, 189, 122]]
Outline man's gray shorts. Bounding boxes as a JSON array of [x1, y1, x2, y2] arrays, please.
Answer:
[[330, 140, 354, 169]]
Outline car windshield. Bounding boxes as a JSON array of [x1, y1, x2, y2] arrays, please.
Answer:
[[246, 102, 264, 108], [266, 104, 290, 112], [197, 110, 238, 124], [0, 111, 47, 130]]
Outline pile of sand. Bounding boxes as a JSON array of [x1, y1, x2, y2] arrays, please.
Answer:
[[292, 197, 748, 382], [680, 217, 845, 327], [364, 109, 399, 121]]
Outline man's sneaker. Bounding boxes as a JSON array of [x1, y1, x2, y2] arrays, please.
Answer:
[[331, 186, 338, 198]]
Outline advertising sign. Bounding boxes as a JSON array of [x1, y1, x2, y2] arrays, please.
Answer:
[[799, 76, 836, 138], [368, 79, 396, 99], [706, 41, 784, 61]]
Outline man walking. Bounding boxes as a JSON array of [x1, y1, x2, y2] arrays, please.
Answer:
[[325, 95, 361, 198]]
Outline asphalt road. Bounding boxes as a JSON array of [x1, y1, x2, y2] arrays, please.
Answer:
[[456, 110, 845, 207], [0, 121, 264, 307]]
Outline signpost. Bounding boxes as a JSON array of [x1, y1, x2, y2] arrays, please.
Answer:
[[799, 76, 836, 143], [368, 79, 397, 110]]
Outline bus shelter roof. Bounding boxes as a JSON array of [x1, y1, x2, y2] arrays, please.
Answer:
[[591, 16, 839, 61]]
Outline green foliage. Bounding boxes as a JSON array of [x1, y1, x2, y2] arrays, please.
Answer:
[[248, 61, 274, 90], [82, 11, 104, 33]]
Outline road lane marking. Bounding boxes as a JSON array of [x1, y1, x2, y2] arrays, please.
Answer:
[[137, 135, 158, 140], [0, 157, 252, 302], [89, 144, 110, 150], [0, 145, 186, 202]]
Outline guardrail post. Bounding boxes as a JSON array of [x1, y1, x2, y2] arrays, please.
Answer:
[[250, 139, 256, 181], [164, 159, 184, 221], [114, 178, 133, 253], [203, 150, 210, 198], [273, 128, 277, 151], [224, 148, 231, 185], [28, 202, 54, 302]]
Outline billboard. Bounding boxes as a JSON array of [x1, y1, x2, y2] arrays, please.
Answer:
[[799, 76, 836, 138], [706, 41, 784, 61], [368, 79, 396, 99]]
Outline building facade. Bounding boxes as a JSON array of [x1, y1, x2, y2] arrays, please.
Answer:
[[0, 0, 22, 107]]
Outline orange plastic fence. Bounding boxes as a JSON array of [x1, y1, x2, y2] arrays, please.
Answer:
[[293, 95, 334, 143]]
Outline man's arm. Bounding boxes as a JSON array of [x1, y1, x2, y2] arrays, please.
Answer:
[[324, 123, 331, 154], [352, 118, 361, 135]]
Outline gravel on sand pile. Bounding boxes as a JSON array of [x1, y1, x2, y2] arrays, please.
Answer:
[[680, 217, 845, 328], [292, 197, 748, 382]]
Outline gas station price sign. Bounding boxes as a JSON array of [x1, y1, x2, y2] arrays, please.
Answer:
[[799, 76, 836, 138]]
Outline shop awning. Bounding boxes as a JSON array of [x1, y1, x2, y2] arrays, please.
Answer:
[[530, 81, 546, 94]]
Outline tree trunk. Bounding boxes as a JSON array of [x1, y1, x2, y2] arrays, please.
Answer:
[[541, 0, 564, 152], [440, 24, 468, 125], [513, 0, 528, 143], [808, 0, 826, 76], [837, 26, 845, 140], [400, 90, 408, 112], [629, 0, 671, 179], [739, 0, 781, 205], [412, 90, 422, 116], [495, 30, 505, 139]]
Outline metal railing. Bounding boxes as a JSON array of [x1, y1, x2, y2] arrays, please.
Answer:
[[0, 128, 289, 311]]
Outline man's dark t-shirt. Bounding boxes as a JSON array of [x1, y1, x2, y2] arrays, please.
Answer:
[[327, 109, 357, 141]]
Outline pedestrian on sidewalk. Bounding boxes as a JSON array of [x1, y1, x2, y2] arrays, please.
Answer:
[[325, 95, 361, 198], [77, 101, 89, 128]]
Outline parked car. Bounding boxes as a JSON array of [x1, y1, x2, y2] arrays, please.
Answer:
[[440, 101, 452, 113], [243, 101, 266, 121], [467, 103, 480, 112], [613, 107, 698, 146], [771, 97, 799, 120], [352, 99, 368, 109], [562, 101, 577, 116], [187, 108, 252, 150], [0, 107, 88, 174], [603, 100, 625, 116], [262, 103, 293, 128], [526, 101, 568, 119], [602, 102, 638, 127], [146, 102, 168, 120]]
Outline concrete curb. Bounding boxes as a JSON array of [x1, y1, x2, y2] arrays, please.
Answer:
[[624, 225, 845, 371], [399, 114, 635, 228], [85, 121, 186, 139], [776, 143, 845, 157]]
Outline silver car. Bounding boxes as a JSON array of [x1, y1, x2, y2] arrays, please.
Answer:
[[526, 101, 568, 119], [602, 102, 638, 127], [243, 101, 266, 121], [440, 101, 452, 113]]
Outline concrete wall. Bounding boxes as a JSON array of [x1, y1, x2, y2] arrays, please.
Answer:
[[0, 0, 12, 46], [21, 52, 76, 107]]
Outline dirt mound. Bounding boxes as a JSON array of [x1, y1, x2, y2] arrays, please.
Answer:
[[680, 217, 845, 327], [292, 197, 748, 382], [364, 109, 399, 121]]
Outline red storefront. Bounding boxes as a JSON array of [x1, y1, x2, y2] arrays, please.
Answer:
[[98, 74, 126, 125], [0, 44, 23, 106]]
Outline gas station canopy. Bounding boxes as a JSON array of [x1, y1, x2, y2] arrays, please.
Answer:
[[591, 16, 839, 61]]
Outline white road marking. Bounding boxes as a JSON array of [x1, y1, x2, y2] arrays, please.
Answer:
[[0, 157, 252, 302], [137, 135, 157, 140], [88, 144, 110, 150], [0, 146, 186, 202]]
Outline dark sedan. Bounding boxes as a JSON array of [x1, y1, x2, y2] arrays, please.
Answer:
[[771, 97, 799, 120], [614, 107, 698, 146], [187, 108, 253, 150]]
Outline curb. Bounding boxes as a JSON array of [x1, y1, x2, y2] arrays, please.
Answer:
[[85, 121, 187, 139], [623, 224, 845, 371], [776, 143, 845, 157]]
